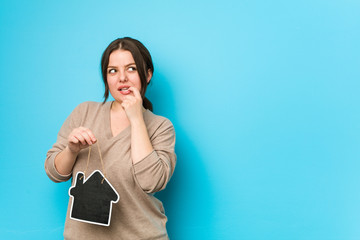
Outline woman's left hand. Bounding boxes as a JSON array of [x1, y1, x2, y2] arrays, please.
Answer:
[[121, 87, 144, 122], [121, 87, 154, 165]]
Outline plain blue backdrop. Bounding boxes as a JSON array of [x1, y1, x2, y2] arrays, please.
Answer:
[[1, 0, 360, 239]]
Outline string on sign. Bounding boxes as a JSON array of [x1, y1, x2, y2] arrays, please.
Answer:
[[80, 140, 107, 184]]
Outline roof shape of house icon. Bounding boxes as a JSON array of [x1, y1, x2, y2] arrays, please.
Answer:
[[69, 170, 119, 226]]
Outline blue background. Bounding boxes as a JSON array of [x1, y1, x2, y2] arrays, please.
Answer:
[[1, 0, 360, 239]]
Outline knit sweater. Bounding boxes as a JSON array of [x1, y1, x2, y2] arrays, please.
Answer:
[[45, 101, 176, 240]]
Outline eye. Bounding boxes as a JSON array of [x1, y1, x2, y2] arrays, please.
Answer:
[[108, 68, 117, 74], [128, 66, 137, 72]]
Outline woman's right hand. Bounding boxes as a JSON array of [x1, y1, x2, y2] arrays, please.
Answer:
[[67, 127, 97, 153]]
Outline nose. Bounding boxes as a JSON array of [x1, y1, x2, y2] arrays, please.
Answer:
[[118, 69, 127, 82]]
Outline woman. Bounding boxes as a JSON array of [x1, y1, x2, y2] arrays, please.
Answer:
[[45, 37, 176, 239]]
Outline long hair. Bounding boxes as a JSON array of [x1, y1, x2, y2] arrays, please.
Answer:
[[101, 37, 154, 111]]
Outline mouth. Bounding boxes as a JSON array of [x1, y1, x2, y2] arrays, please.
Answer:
[[119, 87, 129, 91], [118, 86, 131, 95]]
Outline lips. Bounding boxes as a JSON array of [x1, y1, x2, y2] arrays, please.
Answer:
[[118, 85, 131, 95]]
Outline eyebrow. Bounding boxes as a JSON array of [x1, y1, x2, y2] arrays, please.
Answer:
[[107, 63, 136, 68]]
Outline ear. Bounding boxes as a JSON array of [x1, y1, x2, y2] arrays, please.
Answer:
[[146, 69, 152, 84]]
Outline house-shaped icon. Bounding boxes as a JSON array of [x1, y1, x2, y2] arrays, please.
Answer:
[[68, 170, 119, 226]]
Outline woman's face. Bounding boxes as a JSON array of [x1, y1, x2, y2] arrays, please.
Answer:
[[107, 49, 142, 103]]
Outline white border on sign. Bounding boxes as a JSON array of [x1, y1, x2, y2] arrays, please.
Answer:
[[68, 170, 120, 227]]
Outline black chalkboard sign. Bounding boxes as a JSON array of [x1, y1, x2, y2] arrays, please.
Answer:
[[68, 171, 119, 226]]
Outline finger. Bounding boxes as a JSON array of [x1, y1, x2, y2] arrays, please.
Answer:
[[69, 135, 79, 144], [121, 102, 130, 109], [80, 131, 94, 145], [128, 87, 142, 99], [86, 130, 97, 142], [74, 135, 87, 146], [122, 97, 134, 104], [122, 95, 136, 102], [78, 127, 97, 143], [81, 128, 97, 144]]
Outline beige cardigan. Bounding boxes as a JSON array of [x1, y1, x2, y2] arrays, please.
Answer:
[[45, 101, 176, 240]]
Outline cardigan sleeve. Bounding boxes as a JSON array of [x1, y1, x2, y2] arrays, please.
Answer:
[[133, 118, 176, 193], [44, 103, 85, 183]]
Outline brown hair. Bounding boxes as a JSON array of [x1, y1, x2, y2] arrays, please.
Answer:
[[101, 37, 154, 111]]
